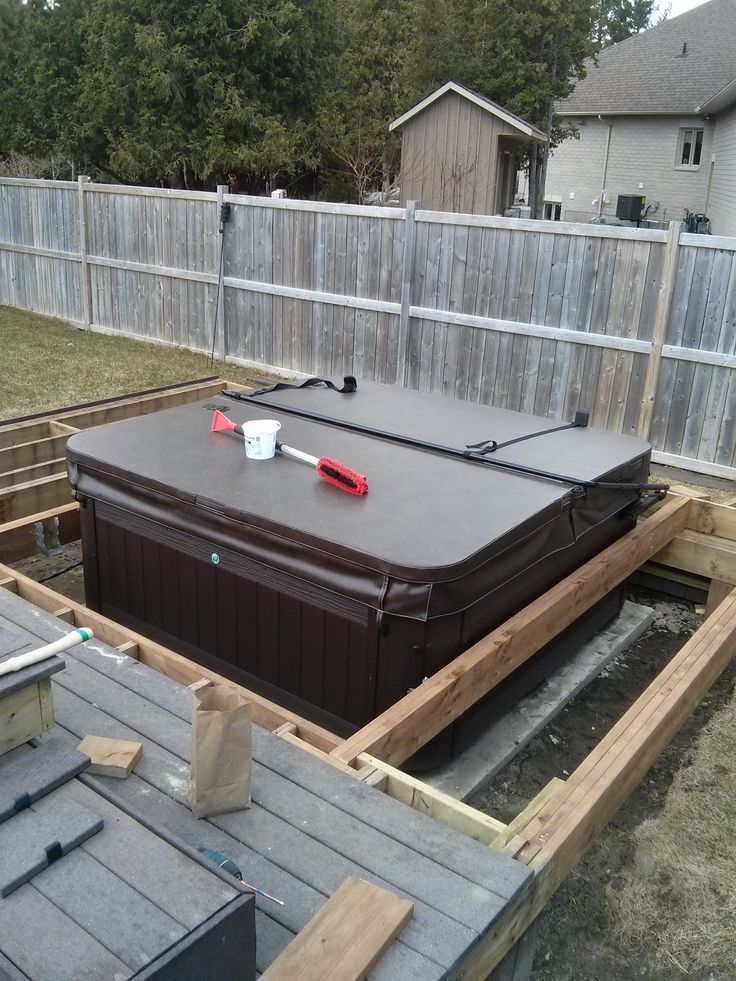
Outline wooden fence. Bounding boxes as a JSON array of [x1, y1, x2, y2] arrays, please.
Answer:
[[1, 176, 735, 480]]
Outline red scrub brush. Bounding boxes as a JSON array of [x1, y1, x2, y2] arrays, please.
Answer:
[[211, 410, 368, 496]]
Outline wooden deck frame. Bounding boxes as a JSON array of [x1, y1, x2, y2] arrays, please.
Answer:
[[332, 497, 690, 768], [2, 497, 735, 976], [2, 385, 736, 976], [0, 377, 249, 534]]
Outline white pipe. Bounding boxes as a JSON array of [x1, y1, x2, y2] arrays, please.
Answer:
[[278, 443, 319, 467], [0, 628, 94, 677]]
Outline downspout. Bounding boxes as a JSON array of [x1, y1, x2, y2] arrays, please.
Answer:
[[598, 115, 612, 218], [704, 156, 715, 215]]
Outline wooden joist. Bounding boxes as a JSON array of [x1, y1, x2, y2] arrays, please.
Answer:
[[261, 876, 413, 981], [332, 497, 691, 768], [0, 562, 341, 754], [654, 528, 736, 586], [354, 753, 507, 843], [0, 378, 227, 449], [457, 583, 736, 979], [0, 503, 81, 565], [0, 473, 71, 524], [0, 434, 70, 474], [0, 458, 67, 492]]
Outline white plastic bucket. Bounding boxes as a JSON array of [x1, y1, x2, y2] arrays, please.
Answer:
[[242, 419, 281, 460]]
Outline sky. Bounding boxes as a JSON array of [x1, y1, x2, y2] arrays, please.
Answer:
[[663, 0, 711, 17]]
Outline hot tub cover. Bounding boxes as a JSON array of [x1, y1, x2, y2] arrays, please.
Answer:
[[66, 380, 651, 624]]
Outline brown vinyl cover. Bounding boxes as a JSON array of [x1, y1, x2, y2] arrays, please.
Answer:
[[66, 381, 650, 626]]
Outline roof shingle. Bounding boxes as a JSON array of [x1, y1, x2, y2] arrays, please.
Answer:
[[558, 0, 736, 115]]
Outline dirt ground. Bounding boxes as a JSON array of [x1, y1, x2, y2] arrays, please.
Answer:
[[11, 525, 736, 980], [470, 587, 736, 981]]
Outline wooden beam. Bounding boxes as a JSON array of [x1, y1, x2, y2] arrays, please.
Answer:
[[0, 473, 72, 524], [355, 753, 506, 842], [261, 876, 413, 981], [458, 585, 736, 979], [277, 730, 356, 775], [684, 496, 736, 540], [48, 421, 80, 436], [0, 433, 69, 473], [332, 498, 691, 767], [492, 779, 565, 857], [0, 502, 80, 564], [0, 378, 226, 449], [705, 579, 733, 618], [0, 458, 67, 491], [0, 563, 341, 754], [654, 528, 736, 586]]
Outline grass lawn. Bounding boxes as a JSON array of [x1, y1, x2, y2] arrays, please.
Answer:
[[0, 305, 268, 419]]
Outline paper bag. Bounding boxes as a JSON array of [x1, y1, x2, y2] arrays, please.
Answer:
[[187, 684, 252, 819]]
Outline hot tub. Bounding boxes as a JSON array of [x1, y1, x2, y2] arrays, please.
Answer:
[[67, 380, 651, 752]]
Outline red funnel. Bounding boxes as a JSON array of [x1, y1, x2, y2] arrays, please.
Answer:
[[211, 409, 236, 433]]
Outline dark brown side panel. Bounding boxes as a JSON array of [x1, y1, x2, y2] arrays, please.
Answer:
[[91, 514, 380, 729]]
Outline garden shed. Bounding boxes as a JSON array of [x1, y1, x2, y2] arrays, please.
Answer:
[[390, 81, 545, 214]]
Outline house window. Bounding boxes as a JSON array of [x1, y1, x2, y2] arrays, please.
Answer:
[[677, 128, 703, 168], [543, 201, 561, 221]]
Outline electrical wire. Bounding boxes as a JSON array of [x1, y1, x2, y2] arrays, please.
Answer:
[[38, 561, 83, 583]]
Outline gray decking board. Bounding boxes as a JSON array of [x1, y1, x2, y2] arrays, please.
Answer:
[[57, 781, 239, 931], [45, 664, 470, 970], [0, 795, 103, 897], [51, 709, 472, 972], [0, 738, 90, 822], [0, 882, 130, 981], [0, 950, 28, 981], [0, 655, 65, 701], [1, 591, 527, 902], [50, 681, 494, 969], [32, 848, 187, 971], [0, 588, 533, 980]]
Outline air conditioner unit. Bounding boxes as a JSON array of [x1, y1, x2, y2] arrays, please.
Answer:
[[616, 194, 645, 222]]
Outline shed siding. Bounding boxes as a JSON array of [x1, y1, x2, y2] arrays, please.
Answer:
[[400, 91, 518, 214], [545, 115, 715, 225], [708, 103, 736, 236]]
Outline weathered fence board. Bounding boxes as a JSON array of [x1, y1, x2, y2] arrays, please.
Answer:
[[1, 178, 735, 478]]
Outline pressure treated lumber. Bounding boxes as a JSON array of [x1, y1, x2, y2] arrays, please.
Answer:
[[654, 528, 736, 585], [0, 562, 341, 753], [333, 497, 690, 767], [77, 735, 143, 778], [0, 502, 80, 564], [675, 494, 736, 540], [0, 473, 71, 524], [261, 876, 413, 981], [456, 584, 736, 980], [355, 752, 506, 843]]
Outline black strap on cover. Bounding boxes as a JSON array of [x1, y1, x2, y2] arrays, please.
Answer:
[[466, 410, 590, 456], [246, 375, 358, 398]]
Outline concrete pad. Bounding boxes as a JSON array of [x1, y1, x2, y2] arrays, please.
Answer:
[[424, 600, 654, 801]]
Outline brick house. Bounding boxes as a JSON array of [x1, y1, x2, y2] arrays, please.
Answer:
[[544, 0, 736, 234]]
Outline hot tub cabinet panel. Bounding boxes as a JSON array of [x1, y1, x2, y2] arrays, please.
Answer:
[[68, 381, 651, 737]]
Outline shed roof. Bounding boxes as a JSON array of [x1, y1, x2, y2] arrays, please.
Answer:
[[558, 0, 736, 116], [389, 81, 546, 140]]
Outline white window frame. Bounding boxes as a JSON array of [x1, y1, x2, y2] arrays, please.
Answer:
[[676, 127, 704, 170]]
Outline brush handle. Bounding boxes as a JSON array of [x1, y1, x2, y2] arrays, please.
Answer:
[[277, 442, 319, 467]]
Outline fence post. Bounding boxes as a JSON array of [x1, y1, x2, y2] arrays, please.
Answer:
[[636, 220, 681, 440], [396, 200, 419, 387], [77, 175, 92, 329], [215, 184, 228, 363]]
